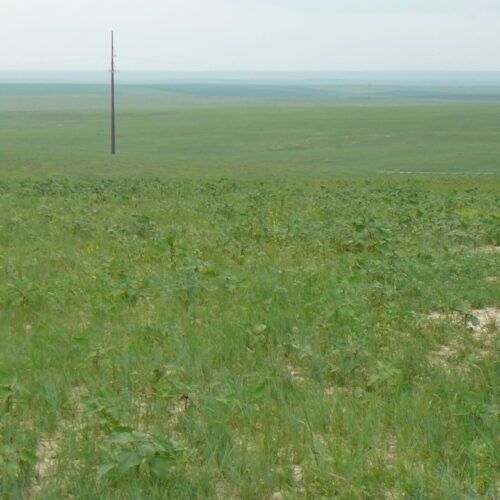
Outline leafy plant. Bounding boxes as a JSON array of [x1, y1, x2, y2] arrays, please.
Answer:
[[0, 373, 20, 413], [96, 427, 183, 483], [0, 444, 37, 480]]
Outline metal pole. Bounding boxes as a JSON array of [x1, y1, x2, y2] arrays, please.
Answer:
[[111, 31, 116, 155]]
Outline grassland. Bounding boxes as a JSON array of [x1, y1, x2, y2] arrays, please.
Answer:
[[0, 83, 499, 498], [1, 83, 500, 180]]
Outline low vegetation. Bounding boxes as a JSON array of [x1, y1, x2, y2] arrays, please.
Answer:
[[0, 177, 498, 498]]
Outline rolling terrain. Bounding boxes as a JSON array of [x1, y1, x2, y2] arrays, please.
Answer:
[[0, 81, 498, 498]]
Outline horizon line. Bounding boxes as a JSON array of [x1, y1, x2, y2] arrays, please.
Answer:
[[2, 69, 500, 73]]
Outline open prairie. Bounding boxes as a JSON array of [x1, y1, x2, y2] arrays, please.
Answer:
[[0, 83, 499, 498], [1, 83, 500, 180]]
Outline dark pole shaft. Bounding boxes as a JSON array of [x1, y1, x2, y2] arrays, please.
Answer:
[[111, 31, 116, 155]]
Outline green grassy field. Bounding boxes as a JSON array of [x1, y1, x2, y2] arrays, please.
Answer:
[[0, 84, 499, 498], [1, 84, 500, 180]]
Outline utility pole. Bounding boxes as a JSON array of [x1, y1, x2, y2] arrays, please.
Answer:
[[111, 31, 116, 155]]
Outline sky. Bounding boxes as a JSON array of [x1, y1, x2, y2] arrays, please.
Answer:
[[1, 0, 500, 71]]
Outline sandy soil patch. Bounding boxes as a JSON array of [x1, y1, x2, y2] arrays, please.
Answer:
[[474, 246, 500, 255], [270, 492, 286, 500], [437, 345, 455, 358], [293, 464, 304, 483], [26, 386, 86, 498], [428, 308, 498, 338], [386, 437, 398, 469], [287, 365, 305, 385], [324, 386, 365, 399], [429, 343, 462, 372], [428, 308, 498, 368], [31, 435, 61, 492], [170, 397, 189, 418], [469, 308, 499, 338], [324, 386, 336, 397], [379, 171, 496, 176]]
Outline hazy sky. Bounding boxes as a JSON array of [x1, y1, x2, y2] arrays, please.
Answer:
[[1, 0, 500, 71]]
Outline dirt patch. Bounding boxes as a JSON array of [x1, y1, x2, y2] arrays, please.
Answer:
[[428, 308, 498, 368], [437, 345, 455, 358], [379, 171, 496, 176], [474, 246, 500, 255], [163, 395, 191, 438], [287, 365, 305, 385], [324, 386, 365, 399], [291, 464, 305, 493], [324, 386, 336, 397], [215, 480, 235, 498], [135, 396, 149, 432], [385, 489, 405, 500], [31, 435, 61, 492], [27, 386, 86, 498], [469, 308, 499, 339], [429, 345, 459, 372], [170, 398, 188, 418], [270, 492, 286, 500], [427, 311, 459, 322], [428, 308, 499, 338], [386, 438, 398, 469], [293, 464, 304, 483]]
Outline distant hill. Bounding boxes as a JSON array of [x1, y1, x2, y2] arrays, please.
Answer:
[[1, 70, 500, 85]]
